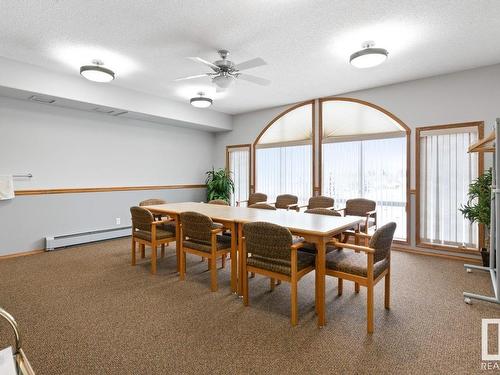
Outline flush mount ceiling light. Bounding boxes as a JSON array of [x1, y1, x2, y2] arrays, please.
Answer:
[[80, 59, 115, 82], [349, 41, 388, 69], [190, 92, 213, 108]]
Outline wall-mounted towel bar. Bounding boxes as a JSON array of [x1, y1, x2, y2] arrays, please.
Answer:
[[13, 174, 33, 178]]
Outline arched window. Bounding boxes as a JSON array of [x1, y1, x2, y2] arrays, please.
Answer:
[[254, 102, 313, 203], [320, 98, 409, 241]]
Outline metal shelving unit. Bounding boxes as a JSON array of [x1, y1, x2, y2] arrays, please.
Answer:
[[463, 118, 499, 305], [0, 307, 35, 375]]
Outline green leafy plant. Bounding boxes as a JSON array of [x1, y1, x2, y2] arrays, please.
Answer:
[[205, 168, 234, 203], [460, 168, 492, 232]]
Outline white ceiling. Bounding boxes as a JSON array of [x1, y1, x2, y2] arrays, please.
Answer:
[[1, 0, 500, 115]]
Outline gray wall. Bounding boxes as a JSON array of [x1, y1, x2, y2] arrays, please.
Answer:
[[0, 96, 215, 255], [214, 63, 500, 248]]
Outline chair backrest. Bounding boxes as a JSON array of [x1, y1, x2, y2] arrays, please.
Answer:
[[248, 203, 277, 210], [139, 198, 166, 206], [243, 222, 293, 261], [275, 194, 298, 209], [248, 193, 267, 206], [345, 198, 376, 216], [369, 222, 397, 262], [308, 196, 334, 209], [208, 199, 229, 206], [304, 207, 341, 216], [130, 206, 154, 232], [180, 211, 214, 242]]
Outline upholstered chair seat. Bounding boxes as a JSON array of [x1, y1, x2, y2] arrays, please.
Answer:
[[326, 251, 389, 278]]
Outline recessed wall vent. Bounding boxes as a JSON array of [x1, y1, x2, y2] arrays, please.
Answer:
[[112, 110, 128, 116], [29, 95, 56, 104], [93, 108, 128, 116]]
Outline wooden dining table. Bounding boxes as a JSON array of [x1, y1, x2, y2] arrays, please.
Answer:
[[145, 202, 364, 327]]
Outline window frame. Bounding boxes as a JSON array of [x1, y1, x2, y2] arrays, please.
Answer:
[[251, 100, 315, 198], [318, 97, 411, 245], [415, 121, 484, 253], [226, 144, 251, 206]]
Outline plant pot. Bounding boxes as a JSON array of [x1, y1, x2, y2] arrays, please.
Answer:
[[481, 248, 489, 267]]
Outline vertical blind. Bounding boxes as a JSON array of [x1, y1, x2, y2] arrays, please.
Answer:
[[419, 128, 478, 248], [256, 144, 312, 203], [322, 136, 407, 240], [228, 147, 250, 206]]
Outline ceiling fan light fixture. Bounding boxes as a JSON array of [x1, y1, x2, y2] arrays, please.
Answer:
[[80, 60, 115, 82], [349, 42, 388, 69], [190, 92, 213, 108], [212, 74, 235, 88]]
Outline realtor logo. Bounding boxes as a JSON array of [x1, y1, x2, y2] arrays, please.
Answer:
[[482, 319, 500, 361]]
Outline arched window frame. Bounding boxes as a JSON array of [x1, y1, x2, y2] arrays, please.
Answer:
[[251, 100, 315, 198], [318, 97, 411, 244]]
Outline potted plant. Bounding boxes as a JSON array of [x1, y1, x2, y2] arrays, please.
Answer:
[[205, 168, 234, 204], [459, 168, 492, 266]]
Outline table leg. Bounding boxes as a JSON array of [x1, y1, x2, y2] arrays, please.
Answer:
[[315, 236, 326, 327], [230, 222, 237, 293], [175, 214, 181, 272], [238, 222, 244, 296]]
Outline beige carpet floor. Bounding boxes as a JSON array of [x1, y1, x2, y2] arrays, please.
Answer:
[[0, 238, 498, 374]]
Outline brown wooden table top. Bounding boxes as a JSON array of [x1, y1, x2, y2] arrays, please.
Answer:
[[145, 202, 363, 236]]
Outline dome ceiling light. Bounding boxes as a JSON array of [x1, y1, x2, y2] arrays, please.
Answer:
[[190, 92, 213, 108], [349, 41, 388, 69], [80, 59, 115, 82]]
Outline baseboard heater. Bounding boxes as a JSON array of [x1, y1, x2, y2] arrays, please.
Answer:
[[45, 226, 131, 250]]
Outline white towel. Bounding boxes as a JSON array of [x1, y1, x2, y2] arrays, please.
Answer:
[[0, 175, 14, 200]]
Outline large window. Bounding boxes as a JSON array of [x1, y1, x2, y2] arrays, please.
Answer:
[[321, 99, 408, 241], [254, 103, 313, 203], [417, 123, 482, 250], [256, 144, 312, 203], [227, 145, 250, 206], [322, 137, 407, 240]]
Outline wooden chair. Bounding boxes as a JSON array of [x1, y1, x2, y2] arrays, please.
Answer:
[[130, 206, 176, 275], [237, 193, 267, 207], [338, 198, 377, 235], [139, 198, 166, 220], [139, 199, 176, 254], [242, 222, 315, 326], [298, 196, 334, 211], [270, 194, 299, 211], [248, 202, 277, 210], [179, 211, 232, 292], [208, 199, 229, 205], [299, 208, 342, 254], [326, 222, 397, 333]]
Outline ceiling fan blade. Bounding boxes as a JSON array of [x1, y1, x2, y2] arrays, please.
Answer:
[[174, 74, 210, 82], [235, 57, 267, 71], [188, 57, 219, 71], [238, 73, 271, 86]]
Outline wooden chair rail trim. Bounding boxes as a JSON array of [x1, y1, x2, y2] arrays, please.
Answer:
[[15, 184, 206, 196]]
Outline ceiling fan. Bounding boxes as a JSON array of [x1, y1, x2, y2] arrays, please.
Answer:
[[174, 49, 270, 89]]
